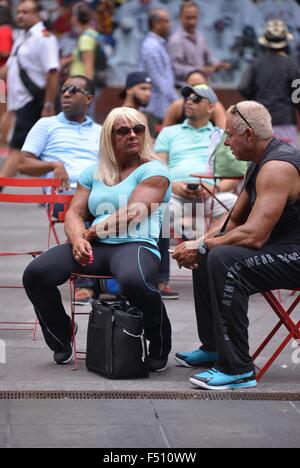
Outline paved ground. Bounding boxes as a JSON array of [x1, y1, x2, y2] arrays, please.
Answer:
[[0, 188, 300, 448], [1, 399, 300, 448]]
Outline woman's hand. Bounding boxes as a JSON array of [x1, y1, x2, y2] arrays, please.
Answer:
[[172, 239, 201, 270], [72, 237, 93, 266], [83, 227, 98, 243]]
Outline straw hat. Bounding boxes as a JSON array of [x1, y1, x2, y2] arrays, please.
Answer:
[[259, 20, 294, 49]]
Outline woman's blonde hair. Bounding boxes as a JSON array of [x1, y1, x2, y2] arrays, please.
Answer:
[[96, 107, 158, 186]]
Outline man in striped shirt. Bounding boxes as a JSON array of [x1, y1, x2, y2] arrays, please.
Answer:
[[140, 9, 178, 136], [18, 75, 101, 191]]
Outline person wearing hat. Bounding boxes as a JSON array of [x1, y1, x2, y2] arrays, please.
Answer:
[[155, 83, 246, 237], [162, 69, 226, 129], [239, 19, 300, 148], [120, 71, 153, 110]]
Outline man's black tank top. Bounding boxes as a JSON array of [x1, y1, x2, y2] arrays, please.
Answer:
[[245, 138, 300, 244]]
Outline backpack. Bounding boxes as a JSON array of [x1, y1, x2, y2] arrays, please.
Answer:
[[82, 31, 108, 88]]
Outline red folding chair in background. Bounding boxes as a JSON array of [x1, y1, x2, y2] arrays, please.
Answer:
[[190, 174, 244, 229], [0, 177, 73, 338], [169, 174, 244, 282]]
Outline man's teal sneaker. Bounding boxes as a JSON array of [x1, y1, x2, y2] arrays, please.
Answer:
[[175, 349, 219, 368], [190, 368, 257, 390]]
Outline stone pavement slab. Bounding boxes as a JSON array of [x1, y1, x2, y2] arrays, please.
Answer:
[[0, 399, 299, 448], [153, 400, 300, 448]]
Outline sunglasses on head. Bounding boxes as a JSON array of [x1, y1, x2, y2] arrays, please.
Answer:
[[112, 124, 146, 137], [60, 85, 91, 96], [185, 94, 206, 104], [231, 105, 254, 131]]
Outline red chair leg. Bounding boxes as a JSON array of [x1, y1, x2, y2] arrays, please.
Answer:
[[253, 292, 300, 361], [256, 318, 300, 381], [254, 290, 300, 380], [32, 318, 39, 341]]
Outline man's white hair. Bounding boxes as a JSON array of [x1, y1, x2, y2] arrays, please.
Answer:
[[228, 101, 273, 139]]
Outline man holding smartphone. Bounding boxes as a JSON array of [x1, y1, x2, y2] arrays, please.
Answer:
[[155, 84, 246, 238]]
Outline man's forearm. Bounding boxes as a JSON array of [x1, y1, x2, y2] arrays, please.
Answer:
[[44, 69, 59, 108], [206, 224, 264, 251], [18, 156, 58, 176], [202, 210, 243, 241]]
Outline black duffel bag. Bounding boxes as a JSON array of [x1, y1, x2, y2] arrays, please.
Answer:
[[86, 301, 149, 379]]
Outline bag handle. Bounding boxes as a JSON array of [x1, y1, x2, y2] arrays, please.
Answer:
[[123, 329, 146, 363]]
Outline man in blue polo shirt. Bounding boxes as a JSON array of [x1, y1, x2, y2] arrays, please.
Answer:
[[19, 75, 101, 305], [19, 75, 101, 191]]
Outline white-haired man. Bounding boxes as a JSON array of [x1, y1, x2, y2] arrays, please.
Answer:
[[173, 101, 300, 390]]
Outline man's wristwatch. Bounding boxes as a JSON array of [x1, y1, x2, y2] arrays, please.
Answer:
[[198, 241, 209, 256]]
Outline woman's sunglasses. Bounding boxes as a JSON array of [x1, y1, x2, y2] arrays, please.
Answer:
[[112, 124, 146, 137]]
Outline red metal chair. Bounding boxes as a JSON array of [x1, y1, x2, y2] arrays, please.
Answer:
[[253, 290, 300, 381], [0, 177, 73, 337]]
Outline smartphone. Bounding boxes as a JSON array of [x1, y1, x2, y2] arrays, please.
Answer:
[[187, 183, 199, 191]]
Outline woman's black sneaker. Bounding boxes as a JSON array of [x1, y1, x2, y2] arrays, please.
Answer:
[[53, 322, 78, 365]]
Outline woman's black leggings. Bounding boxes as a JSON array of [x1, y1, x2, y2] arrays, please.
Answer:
[[23, 242, 172, 358]]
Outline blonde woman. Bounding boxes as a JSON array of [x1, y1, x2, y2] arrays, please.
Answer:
[[23, 107, 172, 372]]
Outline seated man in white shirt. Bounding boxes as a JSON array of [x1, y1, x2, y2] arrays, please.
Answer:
[[19, 75, 102, 305]]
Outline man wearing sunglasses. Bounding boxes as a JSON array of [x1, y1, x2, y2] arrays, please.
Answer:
[[173, 100, 300, 390], [155, 84, 246, 238], [18, 75, 101, 191]]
